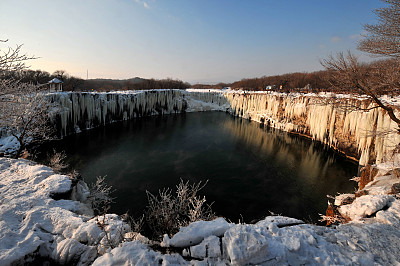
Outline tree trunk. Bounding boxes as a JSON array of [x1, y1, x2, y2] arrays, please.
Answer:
[[14, 140, 24, 159]]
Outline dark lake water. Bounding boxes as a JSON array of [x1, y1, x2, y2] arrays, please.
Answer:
[[41, 112, 357, 223]]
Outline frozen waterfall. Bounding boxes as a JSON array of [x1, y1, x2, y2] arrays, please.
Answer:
[[49, 90, 400, 166]]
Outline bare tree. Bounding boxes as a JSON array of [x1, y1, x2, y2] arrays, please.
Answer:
[[88, 176, 115, 215], [0, 87, 54, 158], [47, 149, 68, 173], [0, 40, 54, 158], [321, 0, 400, 131], [321, 52, 400, 131], [0, 40, 37, 74], [52, 70, 67, 81], [358, 0, 400, 59]]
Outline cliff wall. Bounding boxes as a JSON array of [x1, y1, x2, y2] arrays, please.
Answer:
[[50, 90, 400, 165], [224, 92, 400, 165], [49, 90, 187, 137]]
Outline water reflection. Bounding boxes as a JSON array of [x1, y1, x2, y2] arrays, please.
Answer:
[[40, 112, 357, 223], [222, 117, 351, 192]]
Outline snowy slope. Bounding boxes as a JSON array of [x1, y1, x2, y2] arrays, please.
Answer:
[[0, 158, 129, 265], [1, 157, 400, 265]]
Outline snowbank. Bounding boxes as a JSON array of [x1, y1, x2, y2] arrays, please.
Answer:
[[94, 209, 400, 265], [0, 158, 130, 265], [1, 158, 400, 265], [0, 135, 19, 156]]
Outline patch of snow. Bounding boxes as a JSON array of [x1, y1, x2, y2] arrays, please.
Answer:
[[338, 195, 395, 221], [0, 135, 19, 155], [92, 241, 188, 266], [0, 158, 128, 265], [161, 217, 232, 248]]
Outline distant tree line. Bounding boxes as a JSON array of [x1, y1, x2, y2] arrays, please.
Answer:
[[190, 71, 334, 92], [88, 77, 190, 91], [2, 69, 85, 91], [229, 71, 332, 92], [192, 57, 400, 96], [1, 69, 190, 92], [191, 83, 230, 90]]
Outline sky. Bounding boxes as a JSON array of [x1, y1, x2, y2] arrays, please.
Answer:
[[0, 0, 383, 84]]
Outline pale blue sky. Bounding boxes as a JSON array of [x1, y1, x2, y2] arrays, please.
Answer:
[[0, 0, 382, 83]]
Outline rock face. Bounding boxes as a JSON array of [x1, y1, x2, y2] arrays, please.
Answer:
[[224, 92, 400, 166], [48, 90, 400, 166], [48, 90, 187, 137]]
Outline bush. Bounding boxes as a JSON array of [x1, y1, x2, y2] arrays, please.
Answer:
[[145, 179, 216, 239], [88, 176, 115, 216], [47, 149, 68, 173]]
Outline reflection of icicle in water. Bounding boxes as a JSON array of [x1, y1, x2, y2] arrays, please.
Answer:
[[221, 117, 338, 187]]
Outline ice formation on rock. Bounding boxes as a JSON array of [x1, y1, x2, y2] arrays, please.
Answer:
[[48, 90, 186, 137], [223, 92, 400, 165], [1, 90, 396, 166]]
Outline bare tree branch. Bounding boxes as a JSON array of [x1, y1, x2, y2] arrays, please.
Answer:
[[0, 41, 38, 75], [359, 0, 400, 59], [321, 51, 400, 131], [0, 40, 54, 158]]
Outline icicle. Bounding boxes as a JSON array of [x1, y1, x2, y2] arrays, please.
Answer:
[[49, 90, 400, 166]]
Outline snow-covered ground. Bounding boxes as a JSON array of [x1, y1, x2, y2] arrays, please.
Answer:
[[0, 135, 19, 156], [0, 158, 132, 265], [1, 157, 400, 265]]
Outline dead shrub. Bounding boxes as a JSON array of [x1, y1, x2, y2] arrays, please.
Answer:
[[47, 149, 68, 173], [144, 179, 216, 239], [320, 202, 348, 226], [88, 176, 115, 216]]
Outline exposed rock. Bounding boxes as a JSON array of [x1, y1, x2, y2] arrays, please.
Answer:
[[355, 190, 368, 197], [359, 165, 379, 190], [325, 205, 335, 226], [334, 194, 355, 206], [387, 168, 400, 178], [391, 183, 400, 194]]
